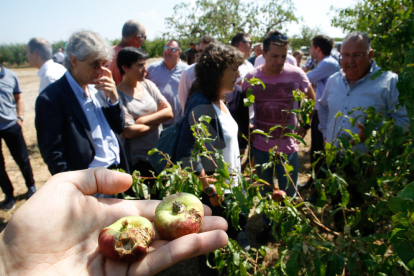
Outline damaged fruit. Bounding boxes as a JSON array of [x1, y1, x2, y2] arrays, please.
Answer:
[[154, 192, 204, 240], [272, 189, 287, 202], [98, 216, 155, 262]]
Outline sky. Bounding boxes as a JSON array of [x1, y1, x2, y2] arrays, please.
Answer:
[[0, 0, 357, 45]]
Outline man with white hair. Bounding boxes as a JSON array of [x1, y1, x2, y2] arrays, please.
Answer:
[[319, 31, 409, 153], [35, 30, 128, 180], [108, 20, 146, 85], [25, 38, 66, 93]]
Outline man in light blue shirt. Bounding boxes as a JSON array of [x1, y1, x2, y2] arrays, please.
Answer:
[[303, 35, 341, 188], [318, 32, 409, 154], [146, 40, 188, 127]]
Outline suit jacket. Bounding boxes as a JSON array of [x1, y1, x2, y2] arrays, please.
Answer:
[[35, 74, 129, 175]]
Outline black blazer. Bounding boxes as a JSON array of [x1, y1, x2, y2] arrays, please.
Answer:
[[35, 74, 129, 175]]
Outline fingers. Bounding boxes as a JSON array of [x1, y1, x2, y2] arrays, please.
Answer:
[[51, 168, 132, 196], [148, 215, 227, 251], [101, 66, 113, 78], [129, 230, 228, 276], [98, 199, 213, 225]]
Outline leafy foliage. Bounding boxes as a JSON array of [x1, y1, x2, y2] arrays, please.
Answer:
[[164, 0, 299, 43], [331, 0, 414, 73]]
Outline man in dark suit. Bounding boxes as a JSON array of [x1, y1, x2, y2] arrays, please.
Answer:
[[35, 31, 128, 184]]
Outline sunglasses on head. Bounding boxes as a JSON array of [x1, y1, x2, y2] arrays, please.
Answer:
[[268, 35, 288, 42], [164, 46, 179, 53]]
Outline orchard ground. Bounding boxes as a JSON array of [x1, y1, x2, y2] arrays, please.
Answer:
[[1, 59, 311, 275]]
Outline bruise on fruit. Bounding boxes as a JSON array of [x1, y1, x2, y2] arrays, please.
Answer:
[[115, 227, 152, 257], [188, 208, 202, 224]]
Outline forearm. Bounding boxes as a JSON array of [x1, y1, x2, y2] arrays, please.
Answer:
[[135, 107, 173, 125], [14, 95, 24, 117], [123, 124, 158, 139], [305, 86, 316, 102]]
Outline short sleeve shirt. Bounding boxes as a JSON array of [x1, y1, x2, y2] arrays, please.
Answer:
[[118, 79, 167, 165], [0, 65, 21, 130], [146, 61, 188, 125], [242, 63, 311, 154]]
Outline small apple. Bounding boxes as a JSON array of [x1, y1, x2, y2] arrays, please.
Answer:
[[98, 216, 155, 262], [154, 192, 204, 240], [272, 189, 287, 202]]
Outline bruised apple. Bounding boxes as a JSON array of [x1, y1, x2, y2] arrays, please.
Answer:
[[98, 216, 155, 262], [272, 189, 287, 202], [154, 192, 204, 240]]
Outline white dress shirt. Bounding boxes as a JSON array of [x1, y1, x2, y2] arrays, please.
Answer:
[[37, 60, 66, 93]]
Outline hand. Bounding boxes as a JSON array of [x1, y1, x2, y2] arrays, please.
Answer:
[[350, 122, 367, 146], [157, 101, 168, 111], [0, 168, 228, 275], [94, 67, 118, 104], [296, 126, 308, 139], [16, 118, 23, 128]]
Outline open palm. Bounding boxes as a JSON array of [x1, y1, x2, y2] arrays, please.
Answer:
[[0, 168, 228, 275]]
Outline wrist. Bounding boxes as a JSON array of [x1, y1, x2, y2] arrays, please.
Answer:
[[17, 116, 24, 122]]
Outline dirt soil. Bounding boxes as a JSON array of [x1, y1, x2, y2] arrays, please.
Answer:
[[0, 60, 311, 275]]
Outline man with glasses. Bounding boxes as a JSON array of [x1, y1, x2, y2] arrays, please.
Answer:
[[319, 31, 408, 153], [146, 40, 188, 127], [35, 31, 128, 183], [108, 20, 146, 85]]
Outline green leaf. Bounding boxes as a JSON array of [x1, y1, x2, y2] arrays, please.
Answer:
[[233, 251, 240, 266], [389, 197, 414, 214], [397, 182, 414, 200], [337, 136, 351, 149], [286, 250, 300, 276], [239, 263, 248, 276], [284, 133, 307, 146], [314, 256, 326, 276], [199, 115, 211, 124]]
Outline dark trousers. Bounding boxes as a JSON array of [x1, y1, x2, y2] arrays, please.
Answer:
[[0, 123, 35, 196], [310, 111, 326, 182]]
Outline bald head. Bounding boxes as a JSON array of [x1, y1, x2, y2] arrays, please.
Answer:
[[120, 20, 146, 48], [122, 20, 144, 38]]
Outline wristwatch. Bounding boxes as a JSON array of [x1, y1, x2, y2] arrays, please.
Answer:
[[205, 185, 217, 198], [17, 116, 24, 122]]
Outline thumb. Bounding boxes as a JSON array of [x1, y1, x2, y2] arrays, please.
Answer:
[[50, 167, 132, 195]]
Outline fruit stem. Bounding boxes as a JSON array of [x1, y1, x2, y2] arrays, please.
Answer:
[[172, 201, 186, 215]]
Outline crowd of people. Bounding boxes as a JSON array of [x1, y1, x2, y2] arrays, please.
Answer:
[[0, 18, 409, 274]]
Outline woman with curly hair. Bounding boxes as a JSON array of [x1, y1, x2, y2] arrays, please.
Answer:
[[176, 43, 250, 252]]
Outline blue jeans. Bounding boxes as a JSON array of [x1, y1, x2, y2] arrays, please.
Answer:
[[252, 146, 299, 197]]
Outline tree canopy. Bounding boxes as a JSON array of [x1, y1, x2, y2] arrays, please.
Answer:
[[164, 0, 299, 43]]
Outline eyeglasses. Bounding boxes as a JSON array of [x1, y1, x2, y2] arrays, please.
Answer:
[[164, 46, 180, 53], [136, 34, 147, 40], [87, 61, 109, 70], [268, 35, 289, 42], [340, 50, 370, 60], [242, 40, 252, 46]]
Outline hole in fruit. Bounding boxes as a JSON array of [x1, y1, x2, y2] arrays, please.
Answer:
[[115, 227, 152, 255], [188, 208, 202, 223]]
